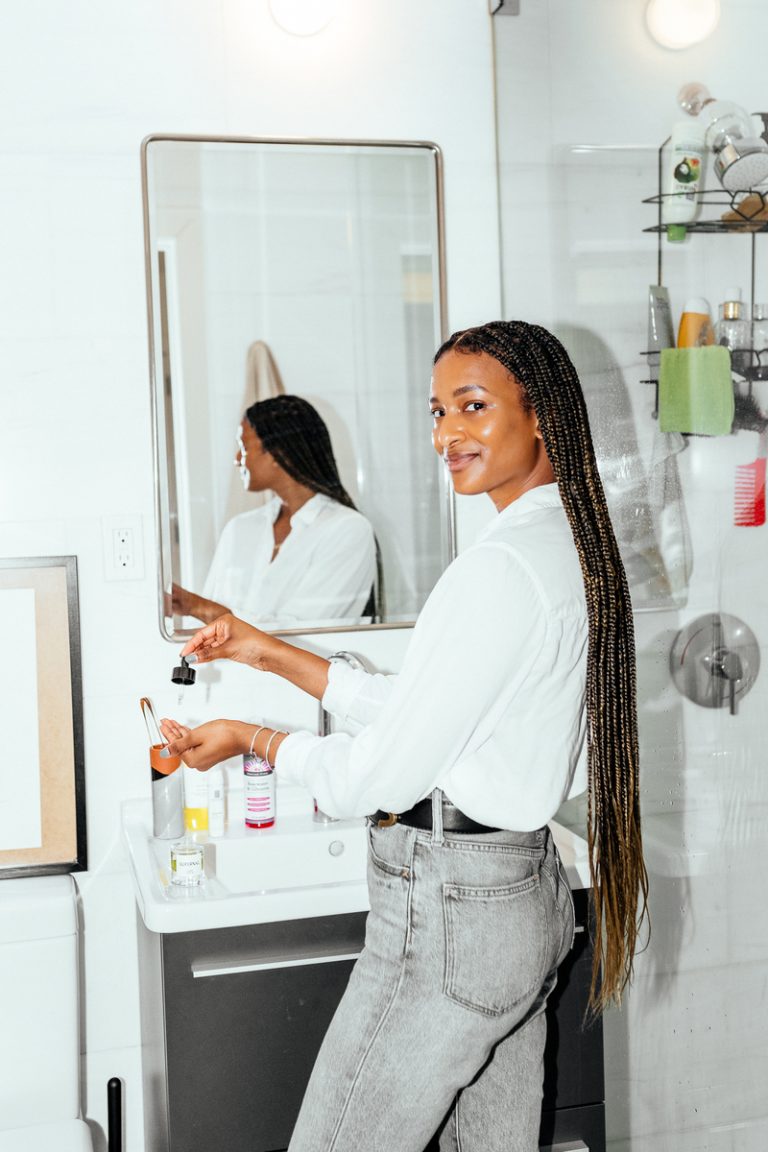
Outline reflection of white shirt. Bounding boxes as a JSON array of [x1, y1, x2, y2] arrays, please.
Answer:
[[277, 484, 588, 830], [203, 494, 376, 626]]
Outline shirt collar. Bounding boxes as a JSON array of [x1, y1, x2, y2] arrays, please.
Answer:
[[290, 492, 332, 527], [476, 483, 562, 542]]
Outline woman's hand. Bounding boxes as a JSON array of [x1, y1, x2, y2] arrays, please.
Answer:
[[159, 717, 253, 771], [181, 613, 278, 670], [167, 584, 229, 625], [181, 613, 333, 702]]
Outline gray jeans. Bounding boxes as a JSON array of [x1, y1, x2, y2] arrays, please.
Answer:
[[288, 790, 575, 1152]]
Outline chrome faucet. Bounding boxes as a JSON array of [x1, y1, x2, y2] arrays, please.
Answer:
[[314, 651, 367, 822]]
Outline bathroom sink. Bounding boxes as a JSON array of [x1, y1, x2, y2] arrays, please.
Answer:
[[209, 813, 367, 894], [122, 795, 590, 935], [121, 792, 372, 933]]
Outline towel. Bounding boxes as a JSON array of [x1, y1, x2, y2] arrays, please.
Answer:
[[647, 428, 692, 599], [223, 340, 286, 524], [659, 346, 734, 436]]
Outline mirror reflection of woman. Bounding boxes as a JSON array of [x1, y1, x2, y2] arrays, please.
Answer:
[[161, 321, 647, 1152], [171, 395, 377, 626]]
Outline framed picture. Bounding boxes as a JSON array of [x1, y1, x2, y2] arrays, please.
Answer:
[[0, 556, 87, 877]]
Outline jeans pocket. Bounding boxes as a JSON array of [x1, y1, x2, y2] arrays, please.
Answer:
[[367, 826, 412, 880], [442, 874, 548, 1017]]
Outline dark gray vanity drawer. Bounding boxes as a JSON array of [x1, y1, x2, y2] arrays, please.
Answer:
[[139, 893, 603, 1152]]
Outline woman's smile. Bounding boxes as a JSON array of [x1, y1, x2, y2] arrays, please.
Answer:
[[444, 449, 480, 473]]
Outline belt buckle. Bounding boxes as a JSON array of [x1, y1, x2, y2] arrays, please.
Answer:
[[377, 812, 398, 828]]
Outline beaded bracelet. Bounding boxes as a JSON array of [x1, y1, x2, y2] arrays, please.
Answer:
[[248, 725, 267, 757], [264, 729, 286, 768]]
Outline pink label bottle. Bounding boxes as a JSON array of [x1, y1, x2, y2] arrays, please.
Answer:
[[243, 753, 276, 829]]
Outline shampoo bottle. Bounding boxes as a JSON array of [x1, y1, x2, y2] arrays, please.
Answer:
[[663, 121, 706, 242], [677, 297, 715, 348]]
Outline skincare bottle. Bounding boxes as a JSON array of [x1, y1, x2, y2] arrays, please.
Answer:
[[183, 764, 209, 832], [715, 287, 751, 374], [663, 120, 706, 242], [752, 303, 768, 353], [244, 753, 276, 829], [677, 297, 715, 348], [170, 837, 204, 886], [207, 766, 226, 838]]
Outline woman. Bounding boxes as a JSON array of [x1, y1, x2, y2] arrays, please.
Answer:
[[171, 394, 377, 626], [161, 321, 647, 1152]]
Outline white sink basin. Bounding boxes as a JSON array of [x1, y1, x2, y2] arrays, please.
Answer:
[[211, 814, 367, 894], [122, 793, 590, 935]]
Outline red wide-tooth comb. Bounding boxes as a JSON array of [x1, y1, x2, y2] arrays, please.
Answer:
[[734, 432, 767, 527]]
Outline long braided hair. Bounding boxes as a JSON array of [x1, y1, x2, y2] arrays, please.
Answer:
[[245, 395, 356, 508], [435, 321, 648, 1011], [246, 394, 383, 620]]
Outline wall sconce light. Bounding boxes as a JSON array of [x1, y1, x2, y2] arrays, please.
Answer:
[[268, 0, 338, 36], [645, 0, 720, 50]]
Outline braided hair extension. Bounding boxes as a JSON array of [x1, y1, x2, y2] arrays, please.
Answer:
[[434, 321, 648, 1011], [246, 394, 384, 619], [245, 395, 356, 509]]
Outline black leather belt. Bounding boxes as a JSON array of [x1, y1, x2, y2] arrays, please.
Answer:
[[371, 797, 500, 835]]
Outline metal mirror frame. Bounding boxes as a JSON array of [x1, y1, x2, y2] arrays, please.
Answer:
[[141, 133, 454, 642]]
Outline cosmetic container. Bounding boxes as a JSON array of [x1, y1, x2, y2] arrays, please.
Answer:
[[207, 767, 226, 838], [170, 838, 204, 886], [663, 120, 706, 242], [244, 753, 276, 829], [141, 697, 184, 840], [183, 764, 209, 832], [677, 297, 715, 348]]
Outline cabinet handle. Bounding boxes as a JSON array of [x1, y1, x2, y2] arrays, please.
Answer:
[[539, 1142, 589, 1151], [574, 924, 586, 934], [191, 950, 362, 979]]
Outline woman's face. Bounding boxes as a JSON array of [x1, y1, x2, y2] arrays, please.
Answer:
[[235, 421, 275, 492], [430, 349, 554, 511]]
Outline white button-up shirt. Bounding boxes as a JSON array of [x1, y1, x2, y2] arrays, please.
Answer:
[[203, 494, 376, 626], [277, 484, 588, 831]]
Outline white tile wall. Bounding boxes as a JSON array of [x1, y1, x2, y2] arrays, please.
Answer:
[[0, 3, 500, 1148]]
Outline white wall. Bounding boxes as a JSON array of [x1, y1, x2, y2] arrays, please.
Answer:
[[496, 3, 768, 1150], [0, 3, 501, 1148]]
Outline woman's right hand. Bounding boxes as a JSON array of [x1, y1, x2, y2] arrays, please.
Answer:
[[181, 613, 278, 671], [181, 613, 332, 701]]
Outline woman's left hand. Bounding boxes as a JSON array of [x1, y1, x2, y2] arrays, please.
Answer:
[[159, 717, 253, 771]]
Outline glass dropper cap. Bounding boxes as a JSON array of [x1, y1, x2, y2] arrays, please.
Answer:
[[171, 655, 196, 686]]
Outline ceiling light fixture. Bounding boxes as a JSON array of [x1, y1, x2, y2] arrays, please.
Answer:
[[645, 0, 720, 50], [268, 0, 338, 36]]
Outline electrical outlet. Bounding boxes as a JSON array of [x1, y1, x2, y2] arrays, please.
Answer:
[[102, 514, 145, 581]]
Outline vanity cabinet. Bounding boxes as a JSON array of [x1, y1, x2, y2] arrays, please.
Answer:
[[137, 888, 603, 1152]]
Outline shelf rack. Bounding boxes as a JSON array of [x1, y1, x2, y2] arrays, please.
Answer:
[[641, 133, 768, 422]]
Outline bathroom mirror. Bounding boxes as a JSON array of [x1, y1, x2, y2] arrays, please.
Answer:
[[142, 135, 452, 640]]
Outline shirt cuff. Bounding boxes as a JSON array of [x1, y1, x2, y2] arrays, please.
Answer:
[[274, 730, 320, 789], [321, 660, 366, 722]]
